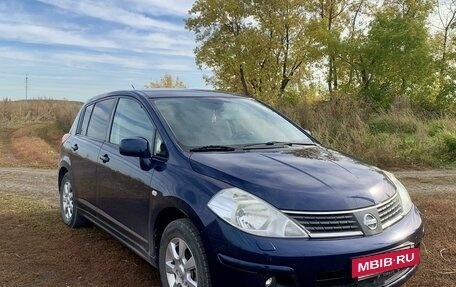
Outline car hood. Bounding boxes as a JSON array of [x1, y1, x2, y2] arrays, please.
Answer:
[[189, 146, 397, 211]]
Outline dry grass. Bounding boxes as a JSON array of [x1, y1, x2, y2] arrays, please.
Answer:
[[405, 192, 456, 286], [0, 191, 454, 286], [0, 99, 81, 168], [0, 99, 81, 128], [0, 129, 20, 167], [280, 96, 456, 169], [2, 98, 455, 169], [10, 136, 58, 168]]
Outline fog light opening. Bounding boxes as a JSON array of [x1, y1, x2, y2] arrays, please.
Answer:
[[265, 276, 276, 287]]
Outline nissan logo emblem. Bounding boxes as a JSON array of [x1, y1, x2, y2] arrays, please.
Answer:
[[363, 213, 378, 230]]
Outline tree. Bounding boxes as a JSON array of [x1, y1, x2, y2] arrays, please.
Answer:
[[145, 73, 187, 88], [186, 0, 380, 103], [432, 0, 456, 110], [305, 0, 352, 95], [186, 0, 453, 111], [186, 0, 319, 104], [357, 0, 436, 108]]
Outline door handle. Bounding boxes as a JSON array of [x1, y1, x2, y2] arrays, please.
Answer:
[[99, 154, 110, 163], [71, 144, 78, 151]]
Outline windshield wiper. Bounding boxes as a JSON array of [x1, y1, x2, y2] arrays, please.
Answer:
[[190, 145, 237, 152], [242, 141, 315, 150]]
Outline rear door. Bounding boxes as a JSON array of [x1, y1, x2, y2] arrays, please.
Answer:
[[69, 98, 116, 217], [96, 97, 156, 252]]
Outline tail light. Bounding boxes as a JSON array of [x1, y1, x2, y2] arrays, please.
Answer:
[[61, 133, 71, 146]]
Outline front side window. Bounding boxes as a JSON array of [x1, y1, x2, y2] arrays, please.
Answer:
[[110, 98, 155, 146], [86, 98, 116, 140], [153, 97, 312, 148]]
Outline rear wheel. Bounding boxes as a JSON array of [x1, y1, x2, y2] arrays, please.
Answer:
[[60, 173, 88, 228], [159, 219, 211, 287]]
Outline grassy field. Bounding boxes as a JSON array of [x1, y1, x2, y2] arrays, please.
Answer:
[[0, 99, 81, 168], [1, 97, 456, 170], [280, 96, 456, 169], [0, 190, 454, 286]]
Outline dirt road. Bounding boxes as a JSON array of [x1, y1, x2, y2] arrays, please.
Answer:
[[0, 167, 58, 207]]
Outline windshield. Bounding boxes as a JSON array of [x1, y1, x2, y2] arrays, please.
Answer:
[[152, 97, 313, 149]]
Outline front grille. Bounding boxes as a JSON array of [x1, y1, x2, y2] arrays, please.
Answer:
[[316, 270, 347, 287], [288, 213, 361, 235], [357, 267, 411, 287], [283, 193, 404, 238], [377, 193, 403, 229], [314, 267, 412, 287]]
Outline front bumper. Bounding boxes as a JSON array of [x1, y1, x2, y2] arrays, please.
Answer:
[[203, 205, 424, 287]]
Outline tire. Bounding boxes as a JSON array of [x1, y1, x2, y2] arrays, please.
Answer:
[[159, 218, 211, 287], [59, 173, 88, 228]]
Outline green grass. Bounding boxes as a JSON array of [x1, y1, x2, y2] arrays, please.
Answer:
[[280, 96, 456, 169], [368, 114, 419, 134]]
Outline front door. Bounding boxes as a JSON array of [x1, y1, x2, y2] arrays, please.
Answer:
[[96, 97, 156, 252]]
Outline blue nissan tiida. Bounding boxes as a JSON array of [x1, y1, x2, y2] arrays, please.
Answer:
[[58, 89, 423, 287]]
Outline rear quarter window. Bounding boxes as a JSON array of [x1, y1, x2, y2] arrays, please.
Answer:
[[78, 104, 94, 136]]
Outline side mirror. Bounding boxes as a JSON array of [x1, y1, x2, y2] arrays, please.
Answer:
[[304, 129, 312, 136], [119, 137, 151, 158]]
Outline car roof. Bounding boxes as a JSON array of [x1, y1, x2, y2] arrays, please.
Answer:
[[86, 89, 246, 103], [141, 89, 244, 99]]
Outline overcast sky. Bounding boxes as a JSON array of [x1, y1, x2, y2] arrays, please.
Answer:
[[0, 0, 208, 102]]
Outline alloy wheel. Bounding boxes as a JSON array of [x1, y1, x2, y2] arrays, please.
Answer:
[[165, 237, 198, 287], [62, 181, 74, 220]]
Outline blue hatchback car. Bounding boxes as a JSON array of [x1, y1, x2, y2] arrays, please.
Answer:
[[58, 89, 423, 287]]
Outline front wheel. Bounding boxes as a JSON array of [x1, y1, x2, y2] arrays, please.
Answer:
[[159, 218, 211, 287], [59, 173, 88, 228]]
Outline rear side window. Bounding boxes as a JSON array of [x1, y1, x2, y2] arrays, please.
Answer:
[[78, 104, 94, 136], [110, 98, 155, 145], [86, 98, 116, 140]]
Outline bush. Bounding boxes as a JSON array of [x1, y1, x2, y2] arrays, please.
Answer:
[[278, 93, 456, 169], [428, 120, 446, 137], [54, 103, 80, 133], [361, 133, 403, 167], [442, 133, 456, 161], [368, 114, 418, 134]]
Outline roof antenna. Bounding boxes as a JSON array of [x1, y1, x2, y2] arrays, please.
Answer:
[[130, 82, 136, 90]]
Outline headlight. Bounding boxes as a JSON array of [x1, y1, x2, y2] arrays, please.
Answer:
[[384, 171, 413, 215], [207, 188, 308, 238]]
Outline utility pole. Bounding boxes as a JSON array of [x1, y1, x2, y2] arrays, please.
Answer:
[[25, 74, 28, 100]]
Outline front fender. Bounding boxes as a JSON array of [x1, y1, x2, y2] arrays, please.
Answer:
[[148, 165, 230, 264]]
